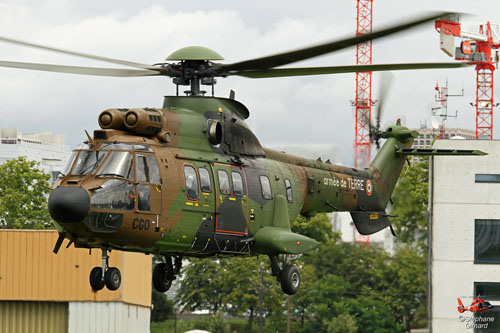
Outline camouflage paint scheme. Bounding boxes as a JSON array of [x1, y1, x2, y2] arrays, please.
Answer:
[[51, 96, 419, 258]]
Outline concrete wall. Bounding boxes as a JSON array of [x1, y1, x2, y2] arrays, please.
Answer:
[[430, 140, 500, 332]]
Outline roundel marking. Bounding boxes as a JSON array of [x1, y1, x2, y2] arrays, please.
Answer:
[[366, 180, 373, 196]]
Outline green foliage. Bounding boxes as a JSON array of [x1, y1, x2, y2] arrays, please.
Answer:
[[0, 156, 53, 229], [298, 241, 426, 332], [391, 160, 429, 251], [292, 213, 339, 243], [151, 290, 174, 322], [175, 256, 282, 330], [325, 313, 357, 333], [207, 312, 231, 333]]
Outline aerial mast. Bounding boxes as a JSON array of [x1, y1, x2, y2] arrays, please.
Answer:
[[435, 17, 500, 139], [354, 0, 374, 168]]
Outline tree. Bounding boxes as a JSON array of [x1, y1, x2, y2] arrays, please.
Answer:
[[0, 156, 53, 229], [292, 213, 339, 244], [390, 160, 429, 251], [175, 256, 282, 330], [151, 290, 174, 322]]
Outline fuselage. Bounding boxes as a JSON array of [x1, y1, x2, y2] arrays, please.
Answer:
[[49, 96, 410, 257]]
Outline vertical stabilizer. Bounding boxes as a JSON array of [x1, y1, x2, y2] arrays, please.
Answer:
[[368, 125, 418, 207]]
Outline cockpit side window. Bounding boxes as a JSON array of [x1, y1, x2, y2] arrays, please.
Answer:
[[97, 151, 133, 180], [60, 151, 77, 177], [136, 155, 149, 183], [147, 155, 161, 184]]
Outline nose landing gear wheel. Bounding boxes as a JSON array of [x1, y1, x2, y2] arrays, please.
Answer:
[[105, 267, 122, 291], [90, 267, 105, 291], [280, 264, 300, 295]]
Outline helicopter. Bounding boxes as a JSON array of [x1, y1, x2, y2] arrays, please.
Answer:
[[0, 12, 485, 295], [457, 297, 494, 313]]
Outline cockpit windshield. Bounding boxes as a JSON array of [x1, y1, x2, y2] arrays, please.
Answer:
[[97, 151, 133, 180], [71, 149, 108, 176]]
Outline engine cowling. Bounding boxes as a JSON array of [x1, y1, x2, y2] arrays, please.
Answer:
[[124, 108, 163, 137]]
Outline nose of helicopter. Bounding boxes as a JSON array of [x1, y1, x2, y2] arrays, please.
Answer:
[[48, 186, 90, 223]]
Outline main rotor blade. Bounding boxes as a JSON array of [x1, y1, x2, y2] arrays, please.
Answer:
[[233, 62, 467, 78], [217, 11, 454, 72], [0, 36, 156, 70], [376, 72, 395, 127], [0, 60, 162, 77]]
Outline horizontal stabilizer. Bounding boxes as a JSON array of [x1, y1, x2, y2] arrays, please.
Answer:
[[351, 211, 391, 235], [396, 148, 487, 156]]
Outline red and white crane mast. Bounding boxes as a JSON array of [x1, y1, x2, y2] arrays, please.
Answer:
[[435, 17, 500, 139], [354, 0, 373, 168]]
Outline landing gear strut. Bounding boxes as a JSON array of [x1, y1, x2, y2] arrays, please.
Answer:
[[153, 255, 182, 292], [89, 246, 122, 291], [269, 254, 300, 295]]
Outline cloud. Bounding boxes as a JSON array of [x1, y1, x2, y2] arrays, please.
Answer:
[[1, 1, 499, 165]]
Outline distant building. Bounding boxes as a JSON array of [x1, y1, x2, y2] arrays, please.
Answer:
[[410, 127, 476, 163], [0, 126, 71, 183], [430, 139, 500, 332]]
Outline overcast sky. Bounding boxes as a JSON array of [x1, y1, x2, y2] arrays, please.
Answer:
[[0, 0, 500, 165]]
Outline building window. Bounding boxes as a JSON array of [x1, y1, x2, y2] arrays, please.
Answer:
[[475, 219, 500, 263], [426, 140, 430, 145], [475, 174, 500, 183]]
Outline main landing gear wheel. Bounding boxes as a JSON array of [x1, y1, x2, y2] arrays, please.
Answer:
[[152, 263, 172, 292], [269, 254, 301, 295], [152, 255, 182, 292], [105, 267, 122, 291], [280, 264, 300, 295], [89, 246, 122, 291], [89, 267, 105, 291]]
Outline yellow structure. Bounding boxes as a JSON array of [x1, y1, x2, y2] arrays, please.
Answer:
[[0, 230, 152, 333]]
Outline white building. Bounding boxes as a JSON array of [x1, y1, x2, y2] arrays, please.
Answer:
[[430, 139, 500, 332], [0, 126, 71, 183]]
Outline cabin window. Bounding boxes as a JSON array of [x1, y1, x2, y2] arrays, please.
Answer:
[[137, 184, 151, 211], [232, 172, 244, 196], [183, 165, 199, 201], [474, 219, 500, 263], [260, 175, 272, 200], [91, 180, 135, 211], [136, 155, 149, 182], [285, 179, 293, 203], [218, 170, 231, 195], [71, 150, 108, 175], [97, 151, 133, 180], [199, 168, 212, 192], [147, 155, 161, 184]]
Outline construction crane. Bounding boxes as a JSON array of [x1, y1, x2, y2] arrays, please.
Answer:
[[435, 16, 500, 139], [353, 0, 373, 246], [353, 0, 373, 168]]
